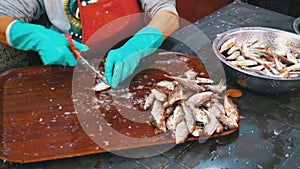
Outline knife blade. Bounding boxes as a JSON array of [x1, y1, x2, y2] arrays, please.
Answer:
[[64, 34, 109, 85], [77, 55, 108, 84]]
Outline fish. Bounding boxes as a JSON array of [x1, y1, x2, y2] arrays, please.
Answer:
[[236, 55, 246, 61], [144, 92, 155, 110], [219, 37, 236, 53], [181, 101, 196, 133], [191, 125, 203, 137], [240, 42, 260, 59], [150, 100, 167, 133], [230, 60, 258, 67], [203, 109, 218, 136], [198, 95, 237, 130], [286, 62, 300, 72], [241, 65, 264, 73], [286, 50, 298, 64], [210, 97, 225, 119], [261, 67, 275, 77], [172, 105, 189, 144], [187, 91, 213, 107], [264, 64, 280, 75], [227, 45, 240, 55], [157, 80, 177, 91], [278, 69, 290, 78], [259, 52, 275, 62], [151, 89, 168, 102], [196, 77, 214, 84], [175, 119, 189, 144], [219, 115, 239, 129], [166, 114, 176, 133], [226, 51, 241, 60], [166, 84, 183, 107], [215, 120, 224, 133], [248, 40, 267, 49], [173, 105, 185, 124], [204, 79, 226, 94], [272, 54, 284, 71], [224, 95, 240, 123], [164, 74, 206, 92], [91, 82, 111, 91], [153, 121, 167, 135], [209, 97, 238, 129], [289, 71, 300, 78], [189, 105, 209, 124]]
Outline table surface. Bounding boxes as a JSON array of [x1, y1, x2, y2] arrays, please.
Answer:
[[2, 1, 300, 169]]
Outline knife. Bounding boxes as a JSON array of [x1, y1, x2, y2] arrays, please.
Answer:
[[64, 34, 108, 85]]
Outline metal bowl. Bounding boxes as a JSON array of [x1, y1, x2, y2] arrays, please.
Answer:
[[212, 27, 300, 95], [293, 17, 300, 35]]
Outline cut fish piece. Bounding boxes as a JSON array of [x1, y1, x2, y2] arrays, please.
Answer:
[[91, 82, 111, 91]]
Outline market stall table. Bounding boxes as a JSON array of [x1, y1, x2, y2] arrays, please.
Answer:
[[1, 1, 300, 168]]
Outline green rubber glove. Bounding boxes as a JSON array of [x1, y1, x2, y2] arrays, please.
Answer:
[[7, 20, 89, 66], [104, 26, 163, 88]]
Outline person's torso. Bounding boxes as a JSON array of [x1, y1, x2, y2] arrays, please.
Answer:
[[44, 0, 143, 43]]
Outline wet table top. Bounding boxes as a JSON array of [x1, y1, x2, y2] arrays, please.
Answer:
[[2, 1, 300, 169]]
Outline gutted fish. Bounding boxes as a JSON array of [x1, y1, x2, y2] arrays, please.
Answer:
[[151, 100, 167, 133], [181, 101, 196, 133], [157, 80, 177, 91], [196, 77, 214, 84], [203, 109, 218, 136], [175, 119, 189, 144], [144, 92, 155, 110], [224, 95, 240, 123], [164, 74, 205, 92], [219, 37, 236, 53], [191, 125, 203, 137], [166, 84, 183, 107], [187, 91, 213, 107], [151, 89, 167, 102], [91, 82, 111, 91]]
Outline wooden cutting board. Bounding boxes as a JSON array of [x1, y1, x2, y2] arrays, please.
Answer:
[[0, 52, 237, 163]]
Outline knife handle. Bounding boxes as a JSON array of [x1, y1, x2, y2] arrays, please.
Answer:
[[64, 34, 80, 60]]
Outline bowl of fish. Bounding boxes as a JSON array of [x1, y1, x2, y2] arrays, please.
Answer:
[[212, 27, 300, 95]]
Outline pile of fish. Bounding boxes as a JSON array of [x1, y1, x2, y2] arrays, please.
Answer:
[[219, 37, 300, 78], [144, 70, 240, 144]]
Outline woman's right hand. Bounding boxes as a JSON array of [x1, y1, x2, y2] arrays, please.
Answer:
[[6, 20, 89, 66]]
